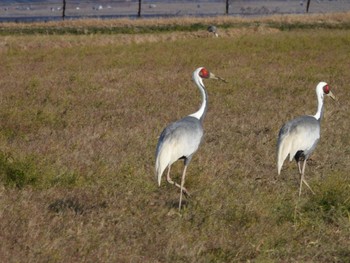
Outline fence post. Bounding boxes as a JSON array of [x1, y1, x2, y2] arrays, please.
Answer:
[[138, 0, 142, 17], [306, 0, 311, 13], [62, 0, 66, 20]]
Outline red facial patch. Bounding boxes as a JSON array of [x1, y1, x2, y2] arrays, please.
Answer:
[[323, 84, 330, 94], [199, 68, 210, 79]]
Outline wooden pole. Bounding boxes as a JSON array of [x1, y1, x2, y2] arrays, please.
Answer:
[[138, 0, 142, 17], [306, 0, 311, 13], [62, 0, 66, 20]]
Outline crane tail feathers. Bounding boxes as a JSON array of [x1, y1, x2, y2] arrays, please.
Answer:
[[155, 156, 164, 186], [277, 134, 291, 175], [155, 143, 171, 186]]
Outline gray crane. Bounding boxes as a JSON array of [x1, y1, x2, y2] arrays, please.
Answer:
[[277, 82, 336, 196], [155, 67, 225, 210], [207, 25, 219, 37]]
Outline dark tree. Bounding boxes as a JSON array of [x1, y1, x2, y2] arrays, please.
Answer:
[[62, 0, 66, 20]]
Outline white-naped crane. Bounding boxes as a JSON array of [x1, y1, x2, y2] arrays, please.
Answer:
[[155, 67, 226, 210], [207, 25, 219, 37], [277, 82, 336, 196]]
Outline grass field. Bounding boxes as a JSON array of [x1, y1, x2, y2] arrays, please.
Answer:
[[0, 13, 350, 262]]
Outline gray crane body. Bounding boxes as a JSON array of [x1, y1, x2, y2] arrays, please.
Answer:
[[277, 115, 320, 172], [207, 25, 219, 37], [155, 116, 203, 185]]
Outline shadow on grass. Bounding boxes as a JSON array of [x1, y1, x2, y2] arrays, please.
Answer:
[[48, 197, 108, 215]]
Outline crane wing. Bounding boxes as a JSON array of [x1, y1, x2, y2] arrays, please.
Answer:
[[277, 115, 320, 174], [155, 117, 203, 185]]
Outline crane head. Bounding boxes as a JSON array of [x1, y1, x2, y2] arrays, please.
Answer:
[[318, 82, 336, 101], [198, 67, 227, 83]]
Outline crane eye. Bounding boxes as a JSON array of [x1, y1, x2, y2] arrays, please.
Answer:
[[323, 84, 330, 94], [199, 68, 209, 79]]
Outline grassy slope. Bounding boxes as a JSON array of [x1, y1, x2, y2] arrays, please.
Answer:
[[0, 14, 350, 262], [2, 12, 350, 35]]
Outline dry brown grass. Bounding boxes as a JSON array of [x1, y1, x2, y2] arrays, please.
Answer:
[[1, 11, 350, 30], [0, 15, 349, 262]]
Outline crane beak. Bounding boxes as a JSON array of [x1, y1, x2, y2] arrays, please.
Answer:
[[209, 72, 227, 83], [328, 90, 336, 101]]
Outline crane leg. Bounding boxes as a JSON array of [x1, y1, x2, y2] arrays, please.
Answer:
[[179, 165, 188, 211], [299, 159, 315, 196], [297, 161, 302, 174], [166, 165, 190, 198]]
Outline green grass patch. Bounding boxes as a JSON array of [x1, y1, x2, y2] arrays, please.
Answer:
[[301, 173, 350, 225], [0, 152, 85, 189], [267, 21, 350, 31], [0, 152, 39, 188], [0, 22, 212, 35]]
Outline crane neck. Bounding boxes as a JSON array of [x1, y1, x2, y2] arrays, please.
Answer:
[[313, 90, 324, 121], [188, 74, 208, 123]]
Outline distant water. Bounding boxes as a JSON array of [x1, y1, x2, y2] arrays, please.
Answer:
[[0, 11, 305, 23], [0, 14, 204, 23], [1, 0, 349, 23], [0, 14, 224, 23]]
